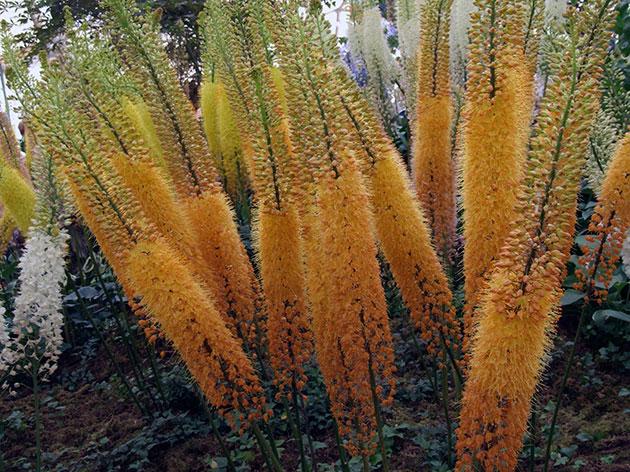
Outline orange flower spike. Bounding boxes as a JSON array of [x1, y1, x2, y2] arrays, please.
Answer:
[[313, 159, 396, 454], [461, 0, 538, 356], [295, 7, 461, 360], [456, 2, 616, 470], [256, 206, 313, 397], [577, 134, 630, 303], [184, 191, 265, 353], [412, 0, 456, 261], [370, 152, 458, 358], [111, 156, 227, 310], [126, 237, 266, 428]]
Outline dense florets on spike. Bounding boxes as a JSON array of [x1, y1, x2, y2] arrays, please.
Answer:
[[126, 237, 267, 428], [105, 0, 219, 198], [256, 207, 313, 397], [461, 0, 539, 358], [0, 165, 35, 233], [456, 3, 616, 469], [576, 135, 630, 304], [310, 160, 396, 455], [184, 192, 265, 353], [413, 0, 457, 261], [4, 229, 69, 381]]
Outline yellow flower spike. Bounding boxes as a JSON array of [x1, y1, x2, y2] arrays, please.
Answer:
[[255, 205, 313, 397], [126, 237, 267, 429], [310, 159, 396, 455], [184, 190, 266, 354], [0, 164, 35, 233], [461, 0, 537, 358], [0, 112, 21, 170], [199, 80, 222, 157], [0, 211, 15, 254], [201, 78, 248, 202], [121, 96, 166, 171], [456, 2, 616, 469], [413, 0, 456, 261], [215, 82, 248, 204]]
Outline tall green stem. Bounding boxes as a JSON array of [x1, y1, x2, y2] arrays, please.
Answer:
[[542, 305, 588, 472], [440, 351, 453, 468], [529, 406, 538, 472], [282, 395, 308, 472], [333, 421, 350, 472], [361, 454, 370, 472], [31, 361, 42, 472], [264, 421, 280, 462], [367, 362, 390, 472], [295, 382, 318, 472], [67, 274, 149, 417], [252, 422, 284, 472]]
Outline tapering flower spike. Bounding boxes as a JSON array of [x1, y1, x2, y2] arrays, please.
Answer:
[[450, 0, 477, 87], [576, 134, 630, 303], [6, 229, 69, 381], [0, 112, 22, 172], [456, 3, 616, 470], [200, 79, 249, 208], [255, 207, 312, 397], [0, 111, 35, 233], [413, 0, 456, 262], [0, 164, 35, 233], [287, 5, 460, 361], [348, 5, 400, 131], [121, 96, 167, 171], [126, 237, 268, 428], [105, 0, 219, 198], [461, 0, 544, 359], [101, 1, 266, 354], [0, 209, 14, 255], [203, 0, 316, 394], [310, 158, 396, 455], [263, 3, 397, 454]]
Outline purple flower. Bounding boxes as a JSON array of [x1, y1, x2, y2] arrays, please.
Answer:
[[340, 43, 368, 88], [385, 21, 397, 39]]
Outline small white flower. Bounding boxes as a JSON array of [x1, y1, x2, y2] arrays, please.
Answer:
[[9, 228, 69, 380], [545, 0, 568, 25], [0, 299, 13, 373], [349, 7, 401, 120], [585, 109, 622, 194]]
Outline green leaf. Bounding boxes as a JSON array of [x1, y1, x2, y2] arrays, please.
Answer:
[[561, 289, 586, 306], [592, 309, 630, 324]]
